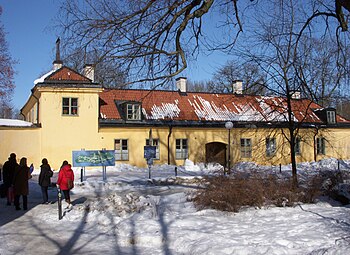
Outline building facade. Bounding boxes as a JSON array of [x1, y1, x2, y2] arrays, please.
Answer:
[[1, 58, 350, 170]]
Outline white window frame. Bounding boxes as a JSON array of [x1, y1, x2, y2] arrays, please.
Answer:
[[176, 139, 188, 159], [127, 103, 141, 120], [240, 138, 252, 158], [266, 137, 276, 157], [62, 97, 78, 116], [316, 137, 326, 155], [146, 139, 160, 160], [115, 139, 129, 160], [326, 110, 336, 124]]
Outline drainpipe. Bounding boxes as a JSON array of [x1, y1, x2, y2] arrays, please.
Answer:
[[313, 127, 319, 162], [167, 126, 173, 165], [32, 91, 40, 126]]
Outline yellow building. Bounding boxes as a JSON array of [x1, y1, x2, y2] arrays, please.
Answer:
[[1, 55, 350, 170]]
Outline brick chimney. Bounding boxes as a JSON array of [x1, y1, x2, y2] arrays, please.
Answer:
[[232, 80, 243, 94], [176, 77, 187, 92], [53, 38, 63, 70], [83, 64, 95, 82]]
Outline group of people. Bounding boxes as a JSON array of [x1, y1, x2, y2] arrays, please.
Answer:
[[2, 153, 75, 210]]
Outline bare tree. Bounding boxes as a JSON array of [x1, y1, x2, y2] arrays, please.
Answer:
[[58, 0, 350, 186], [207, 60, 266, 94], [237, 0, 350, 187], [62, 46, 127, 87], [58, 0, 350, 87], [0, 6, 16, 118]]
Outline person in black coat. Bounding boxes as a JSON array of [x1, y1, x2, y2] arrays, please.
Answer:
[[38, 158, 53, 204], [13, 157, 32, 210], [2, 153, 18, 205]]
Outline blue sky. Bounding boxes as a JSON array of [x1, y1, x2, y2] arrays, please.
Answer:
[[1, 0, 229, 110], [1, 0, 62, 110]]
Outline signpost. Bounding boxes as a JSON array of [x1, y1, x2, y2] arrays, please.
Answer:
[[144, 145, 156, 179]]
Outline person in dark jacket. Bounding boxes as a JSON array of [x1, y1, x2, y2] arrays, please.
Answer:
[[38, 158, 53, 204], [13, 157, 32, 210], [57, 161, 74, 209], [2, 153, 18, 205]]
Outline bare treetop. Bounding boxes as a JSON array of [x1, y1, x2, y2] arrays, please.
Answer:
[[58, 0, 350, 87]]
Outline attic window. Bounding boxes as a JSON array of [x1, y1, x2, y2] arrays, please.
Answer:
[[326, 110, 336, 124], [127, 103, 141, 120]]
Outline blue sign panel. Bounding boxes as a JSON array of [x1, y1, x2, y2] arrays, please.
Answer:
[[144, 146, 156, 159], [72, 150, 115, 167]]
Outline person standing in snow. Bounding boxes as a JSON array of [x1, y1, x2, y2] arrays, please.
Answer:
[[13, 157, 32, 210], [2, 153, 19, 206], [38, 158, 53, 204], [57, 161, 74, 209]]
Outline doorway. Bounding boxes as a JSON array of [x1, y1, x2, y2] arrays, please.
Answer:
[[205, 142, 226, 166]]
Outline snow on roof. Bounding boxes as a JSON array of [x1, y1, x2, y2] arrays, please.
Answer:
[[34, 69, 55, 85], [0, 119, 33, 127]]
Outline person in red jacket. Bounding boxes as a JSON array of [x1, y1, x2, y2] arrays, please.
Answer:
[[57, 160, 74, 209]]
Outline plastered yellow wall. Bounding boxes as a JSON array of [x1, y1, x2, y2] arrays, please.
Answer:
[[0, 128, 41, 168], [98, 126, 350, 168]]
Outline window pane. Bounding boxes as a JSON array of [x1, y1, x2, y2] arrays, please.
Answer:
[[71, 98, 78, 106], [63, 98, 69, 106]]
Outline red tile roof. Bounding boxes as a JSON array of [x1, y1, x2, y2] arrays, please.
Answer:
[[46, 67, 91, 82], [99, 89, 350, 124]]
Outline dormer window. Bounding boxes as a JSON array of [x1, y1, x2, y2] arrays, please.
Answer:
[[326, 110, 336, 124], [127, 103, 141, 120]]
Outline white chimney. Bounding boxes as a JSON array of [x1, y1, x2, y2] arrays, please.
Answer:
[[290, 90, 301, 99], [176, 77, 187, 92], [84, 64, 95, 82], [232, 80, 243, 94]]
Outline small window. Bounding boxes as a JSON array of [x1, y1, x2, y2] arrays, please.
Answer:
[[316, 137, 326, 155], [176, 139, 188, 159], [127, 104, 141, 120], [266, 137, 276, 157], [295, 137, 301, 155], [146, 139, 160, 159], [240, 138, 252, 158], [327, 110, 336, 124], [115, 139, 129, 160], [62, 98, 78, 116]]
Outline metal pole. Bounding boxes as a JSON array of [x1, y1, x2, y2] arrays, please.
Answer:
[[228, 129, 231, 175], [80, 168, 83, 182], [58, 188, 62, 220]]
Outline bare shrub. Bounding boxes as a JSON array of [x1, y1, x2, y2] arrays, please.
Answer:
[[192, 173, 326, 213]]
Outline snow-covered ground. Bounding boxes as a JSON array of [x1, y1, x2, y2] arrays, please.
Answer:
[[1, 159, 350, 255]]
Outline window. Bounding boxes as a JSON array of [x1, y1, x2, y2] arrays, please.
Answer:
[[146, 139, 160, 159], [316, 137, 326, 155], [176, 139, 188, 159], [295, 137, 301, 155], [62, 97, 78, 115], [240, 138, 252, 158], [115, 139, 128, 160], [127, 104, 141, 120], [326, 110, 336, 124], [266, 137, 276, 157]]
